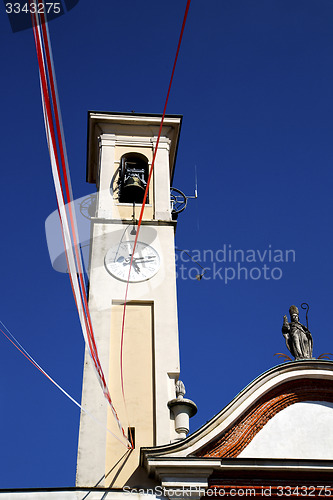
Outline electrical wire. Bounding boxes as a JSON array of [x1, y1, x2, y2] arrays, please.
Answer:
[[119, 0, 192, 422], [0, 320, 129, 448]]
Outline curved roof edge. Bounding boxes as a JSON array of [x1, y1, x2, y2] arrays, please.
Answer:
[[142, 360, 333, 461]]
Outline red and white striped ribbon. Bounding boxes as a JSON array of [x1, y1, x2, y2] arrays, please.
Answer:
[[29, 0, 130, 447]]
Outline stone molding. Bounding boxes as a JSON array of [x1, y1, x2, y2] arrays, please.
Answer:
[[140, 362, 333, 499], [141, 361, 333, 459]]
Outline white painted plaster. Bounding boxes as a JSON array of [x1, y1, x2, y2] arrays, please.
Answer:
[[239, 401, 333, 459], [152, 140, 172, 220]]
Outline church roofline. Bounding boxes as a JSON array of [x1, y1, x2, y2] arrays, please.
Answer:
[[142, 455, 333, 473], [141, 360, 333, 462], [140, 456, 333, 498]]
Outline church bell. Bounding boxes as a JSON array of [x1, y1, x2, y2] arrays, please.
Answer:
[[122, 168, 146, 203], [118, 155, 148, 204]]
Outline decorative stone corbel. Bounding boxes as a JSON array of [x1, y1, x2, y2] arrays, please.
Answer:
[[168, 380, 197, 440]]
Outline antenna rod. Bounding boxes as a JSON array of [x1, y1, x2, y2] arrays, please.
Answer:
[[194, 164, 198, 198]]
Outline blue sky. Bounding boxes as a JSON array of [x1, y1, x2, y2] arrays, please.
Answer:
[[1, 0, 333, 488]]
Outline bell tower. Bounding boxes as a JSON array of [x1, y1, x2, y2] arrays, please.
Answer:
[[76, 111, 183, 488]]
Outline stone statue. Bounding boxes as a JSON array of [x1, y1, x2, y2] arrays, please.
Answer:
[[175, 380, 186, 399], [282, 305, 313, 360]]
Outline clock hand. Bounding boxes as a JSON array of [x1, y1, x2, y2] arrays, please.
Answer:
[[121, 255, 156, 264], [133, 261, 141, 273], [132, 256, 156, 262], [121, 257, 146, 266], [133, 258, 156, 264]]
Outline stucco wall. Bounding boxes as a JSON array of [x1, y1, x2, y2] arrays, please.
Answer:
[[239, 401, 333, 459]]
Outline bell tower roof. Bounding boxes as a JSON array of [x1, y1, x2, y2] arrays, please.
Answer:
[[86, 111, 182, 184]]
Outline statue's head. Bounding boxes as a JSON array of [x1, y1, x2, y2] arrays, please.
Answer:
[[289, 305, 299, 322]]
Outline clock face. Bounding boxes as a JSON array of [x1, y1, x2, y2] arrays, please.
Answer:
[[105, 240, 160, 282]]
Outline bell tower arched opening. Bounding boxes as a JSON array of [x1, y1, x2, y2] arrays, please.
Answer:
[[118, 152, 149, 204]]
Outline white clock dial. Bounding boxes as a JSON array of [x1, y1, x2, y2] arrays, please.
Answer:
[[105, 240, 160, 282]]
